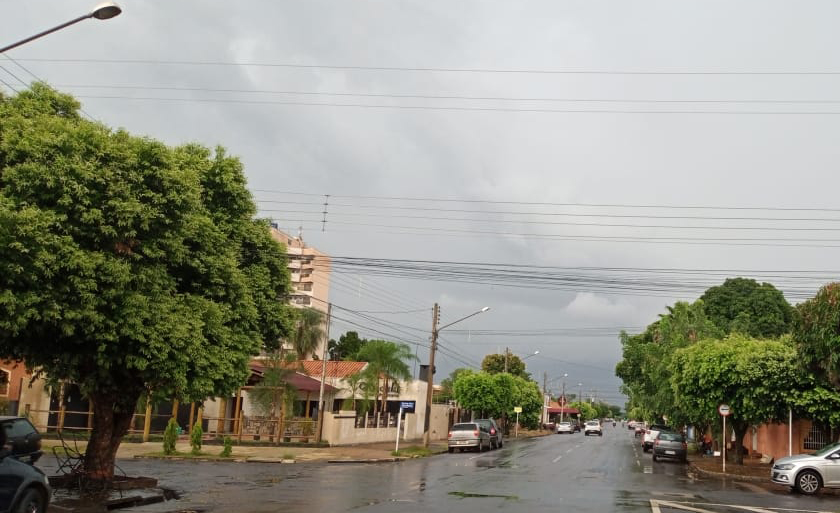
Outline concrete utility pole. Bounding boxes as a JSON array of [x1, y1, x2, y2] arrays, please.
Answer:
[[504, 347, 510, 373], [423, 303, 440, 447], [315, 302, 332, 443], [543, 372, 548, 425]]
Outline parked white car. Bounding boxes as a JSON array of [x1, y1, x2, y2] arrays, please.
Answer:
[[556, 422, 574, 434], [772, 442, 840, 495], [583, 420, 602, 436]]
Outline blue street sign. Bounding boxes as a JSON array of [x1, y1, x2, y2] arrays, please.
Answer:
[[400, 401, 416, 413]]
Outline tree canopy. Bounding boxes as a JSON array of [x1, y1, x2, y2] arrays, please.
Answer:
[[700, 277, 794, 338], [327, 331, 368, 360], [793, 283, 840, 389], [453, 371, 543, 429], [0, 85, 295, 478], [481, 352, 530, 379]]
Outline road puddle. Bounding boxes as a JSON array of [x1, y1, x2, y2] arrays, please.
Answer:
[[448, 491, 519, 500]]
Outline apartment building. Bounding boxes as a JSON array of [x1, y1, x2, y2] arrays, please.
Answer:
[[270, 226, 331, 359]]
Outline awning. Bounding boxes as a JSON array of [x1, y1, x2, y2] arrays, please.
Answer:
[[547, 407, 580, 415]]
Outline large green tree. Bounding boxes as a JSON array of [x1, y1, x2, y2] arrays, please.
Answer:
[[327, 331, 367, 360], [670, 335, 800, 464], [0, 85, 295, 478], [700, 278, 794, 338], [793, 283, 840, 388], [289, 307, 323, 360], [481, 352, 530, 379], [453, 371, 542, 429]]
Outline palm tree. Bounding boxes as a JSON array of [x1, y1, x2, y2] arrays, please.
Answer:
[[248, 349, 297, 444], [290, 308, 324, 360], [356, 340, 416, 416]]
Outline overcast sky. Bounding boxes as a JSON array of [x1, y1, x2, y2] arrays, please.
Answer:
[[5, 1, 840, 405]]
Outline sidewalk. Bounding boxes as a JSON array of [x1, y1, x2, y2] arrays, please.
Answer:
[[42, 439, 449, 463], [43, 430, 549, 464]]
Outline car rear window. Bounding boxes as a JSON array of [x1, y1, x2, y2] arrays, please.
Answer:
[[452, 423, 477, 431], [658, 432, 683, 441], [586, 421, 599, 426], [3, 419, 35, 438], [650, 425, 671, 431]]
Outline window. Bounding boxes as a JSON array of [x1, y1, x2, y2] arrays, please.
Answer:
[[0, 370, 9, 396], [804, 423, 830, 450]]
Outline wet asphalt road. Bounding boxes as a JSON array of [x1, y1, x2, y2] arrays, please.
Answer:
[[41, 426, 840, 513]]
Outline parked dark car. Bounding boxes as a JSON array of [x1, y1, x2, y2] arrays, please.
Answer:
[[652, 431, 687, 463], [0, 456, 50, 513], [0, 418, 42, 464], [475, 419, 503, 449], [448, 423, 491, 453]]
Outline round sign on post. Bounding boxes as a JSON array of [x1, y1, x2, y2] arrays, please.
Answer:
[[718, 404, 731, 417]]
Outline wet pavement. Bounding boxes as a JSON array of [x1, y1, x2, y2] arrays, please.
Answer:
[[40, 426, 840, 512]]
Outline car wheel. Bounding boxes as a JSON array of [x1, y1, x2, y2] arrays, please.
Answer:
[[478, 440, 484, 453], [498, 440, 503, 448], [599, 433, 602, 436], [642, 446, 648, 452], [448, 447, 454, 454], [795, 470, 822, 495], [652, 454, 658, 462], [459, 448, 464, 453], [14, 487, 45, 513]]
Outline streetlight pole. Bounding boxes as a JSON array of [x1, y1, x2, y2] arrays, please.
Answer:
[[1, 3, 122, 54], [559, 373, 568, 423], [423, 305, 489, 447]]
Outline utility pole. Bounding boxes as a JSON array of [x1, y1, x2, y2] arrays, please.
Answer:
[[504, 347, 510, 373], [542, 372, 548, 426], [423, 303, 440, 447], [315, 303, 332, 443]]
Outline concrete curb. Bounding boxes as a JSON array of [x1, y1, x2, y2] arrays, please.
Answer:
[[327, 458, 405, 464], [687, 462, 768, 483]]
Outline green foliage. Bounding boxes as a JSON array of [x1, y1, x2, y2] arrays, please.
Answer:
[[328, 331, 368, 360], [481, 353, 530, 379], [163, 418, 179, 455], [568, 400, 597, 421], [439, 368, 470, 402], [356, 340, 416, 412], [453, 371, 542, 428], [794, 283, 840, 388], [0, 85, 295, 476], [701, 278, 794, 338], [220, 436, 233, 457], [290, 308, 324, 360], [670, 335, 800, 463], [190, 421, 203, 455], [616, 300, 721, 423]]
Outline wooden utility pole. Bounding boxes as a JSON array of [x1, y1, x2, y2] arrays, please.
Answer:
[[422, 303, 440, 447], [543, 372, 548, 426]]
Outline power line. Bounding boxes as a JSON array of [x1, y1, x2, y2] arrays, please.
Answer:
[[19, 57, 840, 76], [54, 83, 840, 105], [71, 94, 840, 115], [254, 190, 840, 214]]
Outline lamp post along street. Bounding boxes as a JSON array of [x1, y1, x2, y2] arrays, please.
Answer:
[[423, 305, 489, 447], [1, 3, 122, 54]]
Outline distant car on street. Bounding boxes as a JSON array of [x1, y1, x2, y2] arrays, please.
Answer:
[[583, 420, 602, 436], [772, 442, 840, 495], [475, 419, 503, 449], [448, 422, 491, 453], [556, 422, 574, 434], [652, 431, 687, 463]]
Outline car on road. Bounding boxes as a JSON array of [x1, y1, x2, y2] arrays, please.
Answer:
[[642, 424, 671, 452], [0, 456, 50, 513], [448, 422, 491, 453], [583, 420, 602, 436], [475, 419, 503, 449], [771, 442, 840, 495], [556, 422, 574, 434], [572, 421, 581, 433], [652, 431, 687, 463], [0, 417, 42, 464]]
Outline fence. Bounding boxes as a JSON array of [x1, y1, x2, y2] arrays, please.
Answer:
[[354, 412, 399, 429]]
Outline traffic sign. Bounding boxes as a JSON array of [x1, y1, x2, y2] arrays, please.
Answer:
[[513, 406, 522, 413], [718, 404, 731, 416], [399, 401, 416, 413]]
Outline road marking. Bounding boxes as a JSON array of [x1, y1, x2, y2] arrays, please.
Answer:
[[661, 502, 833, 513], [566, 448, 574, 453], [468, 454, 482, 460], [552, 454, 563, 463], [636, 459, 641, 467], [650, 500, 717, 513]]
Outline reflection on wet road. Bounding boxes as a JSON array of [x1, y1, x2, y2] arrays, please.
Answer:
[[61, 426, 840, 512]]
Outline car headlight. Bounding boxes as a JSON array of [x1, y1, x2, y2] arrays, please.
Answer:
[[774, 464, 795, 470]]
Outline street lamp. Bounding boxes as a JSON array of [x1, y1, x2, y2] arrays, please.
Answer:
[[423, 304, 490, 446], [1, 2, 122, 54], [504, 349, 539, 372], [560, 373, 569, 424]]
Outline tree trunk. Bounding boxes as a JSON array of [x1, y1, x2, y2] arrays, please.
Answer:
[[729, 420, 750, 465], [84, 390, 140, 480], [381, 376, 389, 415]]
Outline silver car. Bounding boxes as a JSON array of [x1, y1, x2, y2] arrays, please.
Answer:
[[772, 442, 840, 494], [448, 422, 491, 453]]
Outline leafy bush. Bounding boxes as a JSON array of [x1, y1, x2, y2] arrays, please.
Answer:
[[163, 418, 179, 455], [220, 436, 233, 457], [190, 421, 203, 455]]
